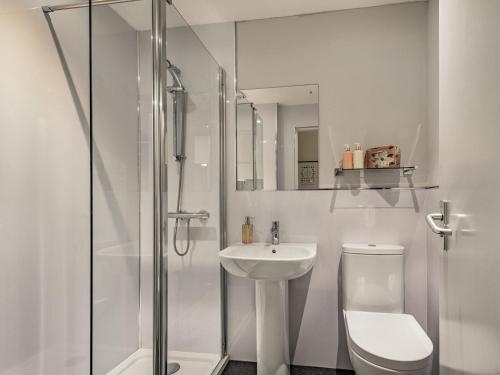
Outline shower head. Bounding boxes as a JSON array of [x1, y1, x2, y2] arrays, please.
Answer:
[[166, 59, 185, 92], [166, 59, 187, 162]]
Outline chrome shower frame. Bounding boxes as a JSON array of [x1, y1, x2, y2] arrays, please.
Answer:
[[152, 0, 168, 374], [42, 0, 142, 13]]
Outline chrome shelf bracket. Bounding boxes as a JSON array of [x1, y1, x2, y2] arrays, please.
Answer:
[[334, 165, 417, 177]]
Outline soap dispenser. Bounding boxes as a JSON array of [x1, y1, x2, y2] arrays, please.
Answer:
[[242, 216, 254, 244], [353, 143, 364, 169], [342, 144, 353, 169]]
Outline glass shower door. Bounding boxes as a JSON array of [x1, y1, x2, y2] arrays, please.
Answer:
[[91, 1, 226, 375], [90, 0, 155, 374], [165, 4, 225, 374]]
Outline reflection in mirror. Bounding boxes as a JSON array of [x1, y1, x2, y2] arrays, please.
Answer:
[[236, 85, 319, 191], [236, 101, 257, 190], [296, 127, 319, 190]]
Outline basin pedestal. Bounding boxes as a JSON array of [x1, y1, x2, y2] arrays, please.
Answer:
[[219, 243, 317, 375], [256, 280, 289, 375]]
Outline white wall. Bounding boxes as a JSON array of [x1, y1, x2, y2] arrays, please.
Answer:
[[237, 2, 430, 189], [194, 7, 432, 369], [277, 104, 319, 190], [0, 3, 90, 374]]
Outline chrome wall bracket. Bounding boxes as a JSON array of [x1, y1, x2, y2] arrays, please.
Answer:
[[426, 200, 453, 251], [42, 0, 142, 13]]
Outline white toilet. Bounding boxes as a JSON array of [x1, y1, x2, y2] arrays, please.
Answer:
[[342, 243, 433, 375]]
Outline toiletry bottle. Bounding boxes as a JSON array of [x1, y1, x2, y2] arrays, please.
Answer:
[[242, 216, 254, 244], [353, 143, 364, 169], [342, 144, 353, 169]]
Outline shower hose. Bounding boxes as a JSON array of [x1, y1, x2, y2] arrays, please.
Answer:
[[173, 158, 192, 256]]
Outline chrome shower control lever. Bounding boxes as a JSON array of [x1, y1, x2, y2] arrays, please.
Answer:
[[426, 200, 453, 251], [167, 210, 210, 220]]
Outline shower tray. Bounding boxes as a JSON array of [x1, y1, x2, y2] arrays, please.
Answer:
[[106, 348, 220, 375]]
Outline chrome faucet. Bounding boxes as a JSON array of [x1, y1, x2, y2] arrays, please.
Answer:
[[271, 221, 280, 245]]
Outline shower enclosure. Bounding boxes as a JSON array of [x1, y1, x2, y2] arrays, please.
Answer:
[[0, 1, 227, 375]]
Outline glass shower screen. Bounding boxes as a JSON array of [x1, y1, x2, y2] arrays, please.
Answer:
[[90, 1, 152, 374], [165, 6, 224, 372], [91, 1, 225, 375]]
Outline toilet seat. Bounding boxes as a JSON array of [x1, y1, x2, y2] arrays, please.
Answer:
[[345, 310, 433, 371]]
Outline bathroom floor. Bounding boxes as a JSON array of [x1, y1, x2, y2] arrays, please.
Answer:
[[222, 361, 354, 375], [107, 348, 220, 375]]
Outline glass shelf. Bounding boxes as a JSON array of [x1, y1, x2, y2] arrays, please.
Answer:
[[329, 185, 438, 191], [334, 166, 417, 177]]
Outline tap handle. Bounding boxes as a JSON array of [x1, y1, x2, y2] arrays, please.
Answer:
[[271, 221, 279, 230]]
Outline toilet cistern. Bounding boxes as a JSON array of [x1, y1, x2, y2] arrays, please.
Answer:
[[271, 221, 280, 245], [341, 243, 433, 375]]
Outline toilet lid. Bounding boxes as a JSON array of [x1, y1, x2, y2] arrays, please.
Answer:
[[345, 311, 433, 371]]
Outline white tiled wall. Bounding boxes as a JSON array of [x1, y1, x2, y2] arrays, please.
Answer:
[[226, 190, 429, 368], [194, 5, 434, 369], [237, 2, 430, 189]]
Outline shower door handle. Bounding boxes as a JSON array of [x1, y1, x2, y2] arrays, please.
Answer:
[[426, 200, 453, 250]]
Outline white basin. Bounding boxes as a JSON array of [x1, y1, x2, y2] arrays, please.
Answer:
[[219, 243, 317, 280], [219, 242, 317, 375]]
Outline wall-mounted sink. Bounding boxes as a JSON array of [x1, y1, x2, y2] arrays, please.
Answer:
[[219, 243, 316, 280], [220, 243, 317, 375]]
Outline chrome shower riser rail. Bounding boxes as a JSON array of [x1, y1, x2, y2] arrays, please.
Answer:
[[42, 0, 142, 13]]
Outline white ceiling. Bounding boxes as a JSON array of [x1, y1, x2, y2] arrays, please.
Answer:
[[110, 2, 151, 30], [110, 0, 426, 31], [174, 0, 426, 25], [242, 85, 319, 106], [111, 1, 188, 31]]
